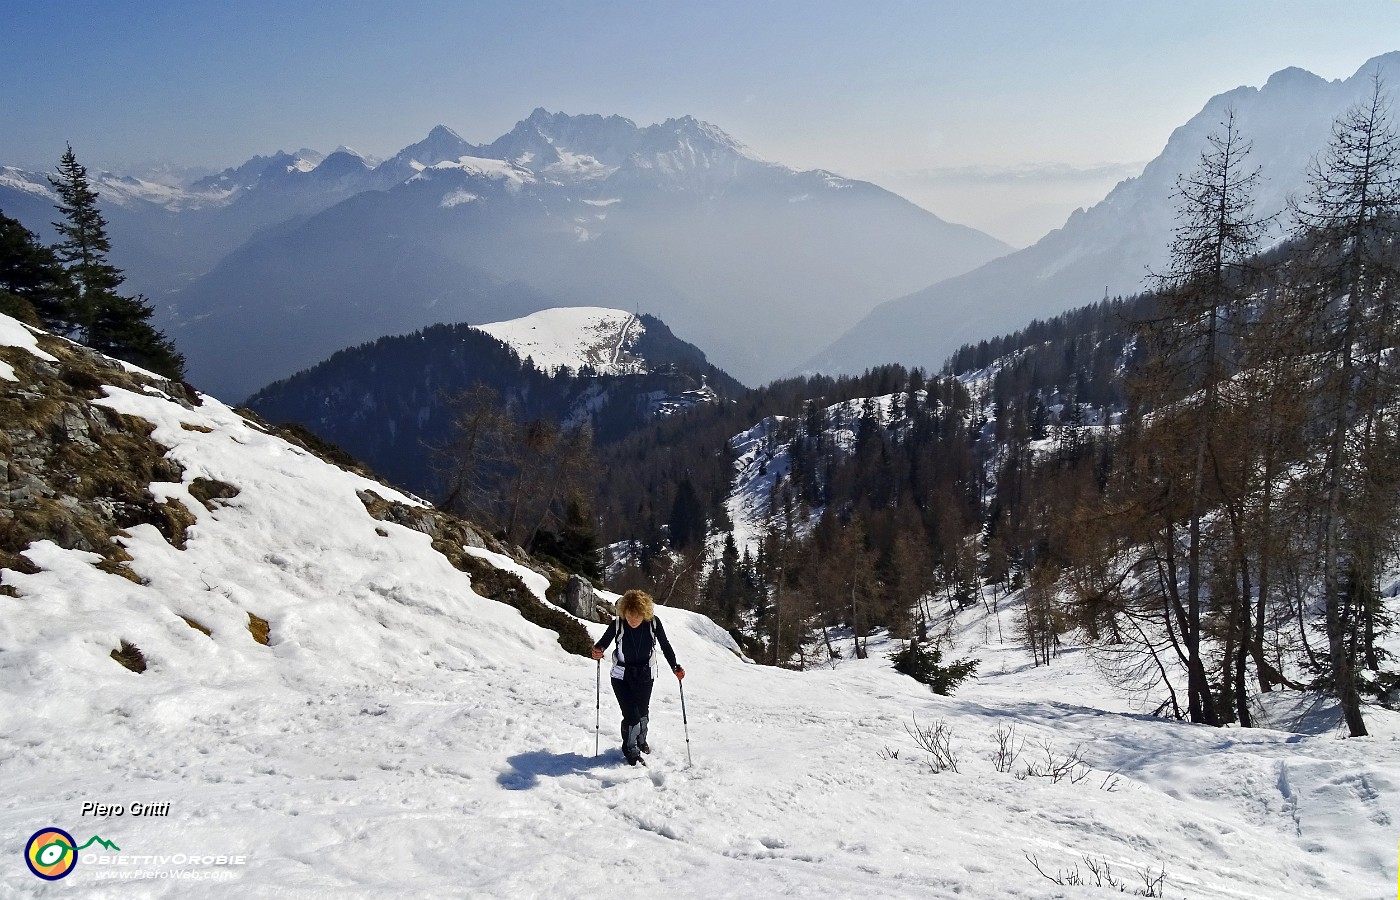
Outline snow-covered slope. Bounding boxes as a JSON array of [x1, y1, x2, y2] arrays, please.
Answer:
[[2, 314, 1396, 898], [811, 51, 1400, 377], [474, 307, 645, 376]]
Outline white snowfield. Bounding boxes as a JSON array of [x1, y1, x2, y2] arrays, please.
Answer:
[[474, 307, 646, 376], [1, 315, 1397, 898]]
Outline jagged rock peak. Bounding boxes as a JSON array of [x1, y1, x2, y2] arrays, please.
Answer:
[[426, 124, 465, 141], [1263, 66, 1326, 91], [386, 125, 479, 170]]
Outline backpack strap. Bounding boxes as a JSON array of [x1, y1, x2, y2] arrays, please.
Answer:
[[649, 618, 660, 672], [615, 617, 660, 669]]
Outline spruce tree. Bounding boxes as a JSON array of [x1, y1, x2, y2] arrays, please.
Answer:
[[667, 477, 705, 550], [0, 211, 74, 330], [48, 145, 185, 379]]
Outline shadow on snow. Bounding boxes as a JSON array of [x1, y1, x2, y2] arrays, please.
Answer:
[[498, 749, 619, 790]]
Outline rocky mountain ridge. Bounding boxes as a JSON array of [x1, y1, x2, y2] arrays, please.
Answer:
[[808, 51, 1400, 376], [0, 110, 1009, 397]]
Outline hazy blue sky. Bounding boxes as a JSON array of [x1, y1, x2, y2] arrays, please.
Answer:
[[4, 1, 1398, 245]]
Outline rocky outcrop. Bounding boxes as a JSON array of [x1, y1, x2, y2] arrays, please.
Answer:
[[564, 574, 614, 623], [0, 334, 199, 577], [354, 489, 601, 652]]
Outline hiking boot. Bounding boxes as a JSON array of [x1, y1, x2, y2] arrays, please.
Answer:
[[623, 721, 642, 763]]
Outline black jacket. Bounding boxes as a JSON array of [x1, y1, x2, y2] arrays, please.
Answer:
[[596, 616, 680, 674]]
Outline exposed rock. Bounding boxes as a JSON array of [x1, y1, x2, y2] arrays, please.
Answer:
[[563, 574, 593, 618], [563, 574, 613, 623], [0, 334, 193, 576]]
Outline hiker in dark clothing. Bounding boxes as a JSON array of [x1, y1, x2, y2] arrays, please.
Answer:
[[591, 589, 684, 765]]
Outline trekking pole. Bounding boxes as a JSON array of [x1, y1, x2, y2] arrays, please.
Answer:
[[594, 657, 601, 758], [679, 679, 693, 767]]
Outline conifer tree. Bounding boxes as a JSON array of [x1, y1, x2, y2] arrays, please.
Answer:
[[1289, 76, 1400, 737], [48, 145, 185, 379], [0, 211, 73, 330], [1137, 111, 1268, 725], [667, 477, 705, 550]]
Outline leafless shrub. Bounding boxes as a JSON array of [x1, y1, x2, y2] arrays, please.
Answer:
[[1026, 852, 1166, 896], [988, 723, 1023, 773], [1017, 738, 1091, 784], [1136, 862, 1167, 897], [905, 714, 959, 774]]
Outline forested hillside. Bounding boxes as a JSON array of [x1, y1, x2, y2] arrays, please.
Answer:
[[603, 87, 1400, 739]]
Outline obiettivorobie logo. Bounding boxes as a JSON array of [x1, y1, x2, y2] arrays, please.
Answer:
[[24, 828, 120, 881], [22, 825, 248, 883]]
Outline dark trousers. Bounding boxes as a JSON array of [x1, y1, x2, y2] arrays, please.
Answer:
[[611, 666, 654, 757], [611, 666, 654, 726]]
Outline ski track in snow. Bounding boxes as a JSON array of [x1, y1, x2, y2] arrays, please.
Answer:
[[1, 314, 1398, 898]]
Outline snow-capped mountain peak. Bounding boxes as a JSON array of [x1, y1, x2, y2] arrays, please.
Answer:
[[328, 145, 376, 164], [1, 108, 1010, 396], [474, 109, 760, 179], [426, 123, 466, 143], [382, 125, 479, 175], [286, 148, 326, 172], [188, 149, 325, 193], [656, 114, 758, 160]]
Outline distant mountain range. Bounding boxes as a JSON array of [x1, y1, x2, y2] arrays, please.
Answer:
[[7, 53, 1395, 396], [804, 51, 1400, 376], [0, 111, 1009, 399]]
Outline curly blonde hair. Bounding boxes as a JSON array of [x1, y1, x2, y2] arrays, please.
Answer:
[[617, 589, 655, 621]]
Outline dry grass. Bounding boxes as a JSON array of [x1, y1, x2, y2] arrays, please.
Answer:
[[181, 615, 212, 636], [247, 612, 270, 646], [156, 498, 197, 550], [188, 477, 240, 511], [95, 552, 145, 584], [59, 366, 103, 395]]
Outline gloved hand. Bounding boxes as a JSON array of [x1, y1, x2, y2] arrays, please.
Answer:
[[591, 647, 603, 660], [673, 666, 685, 680]]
